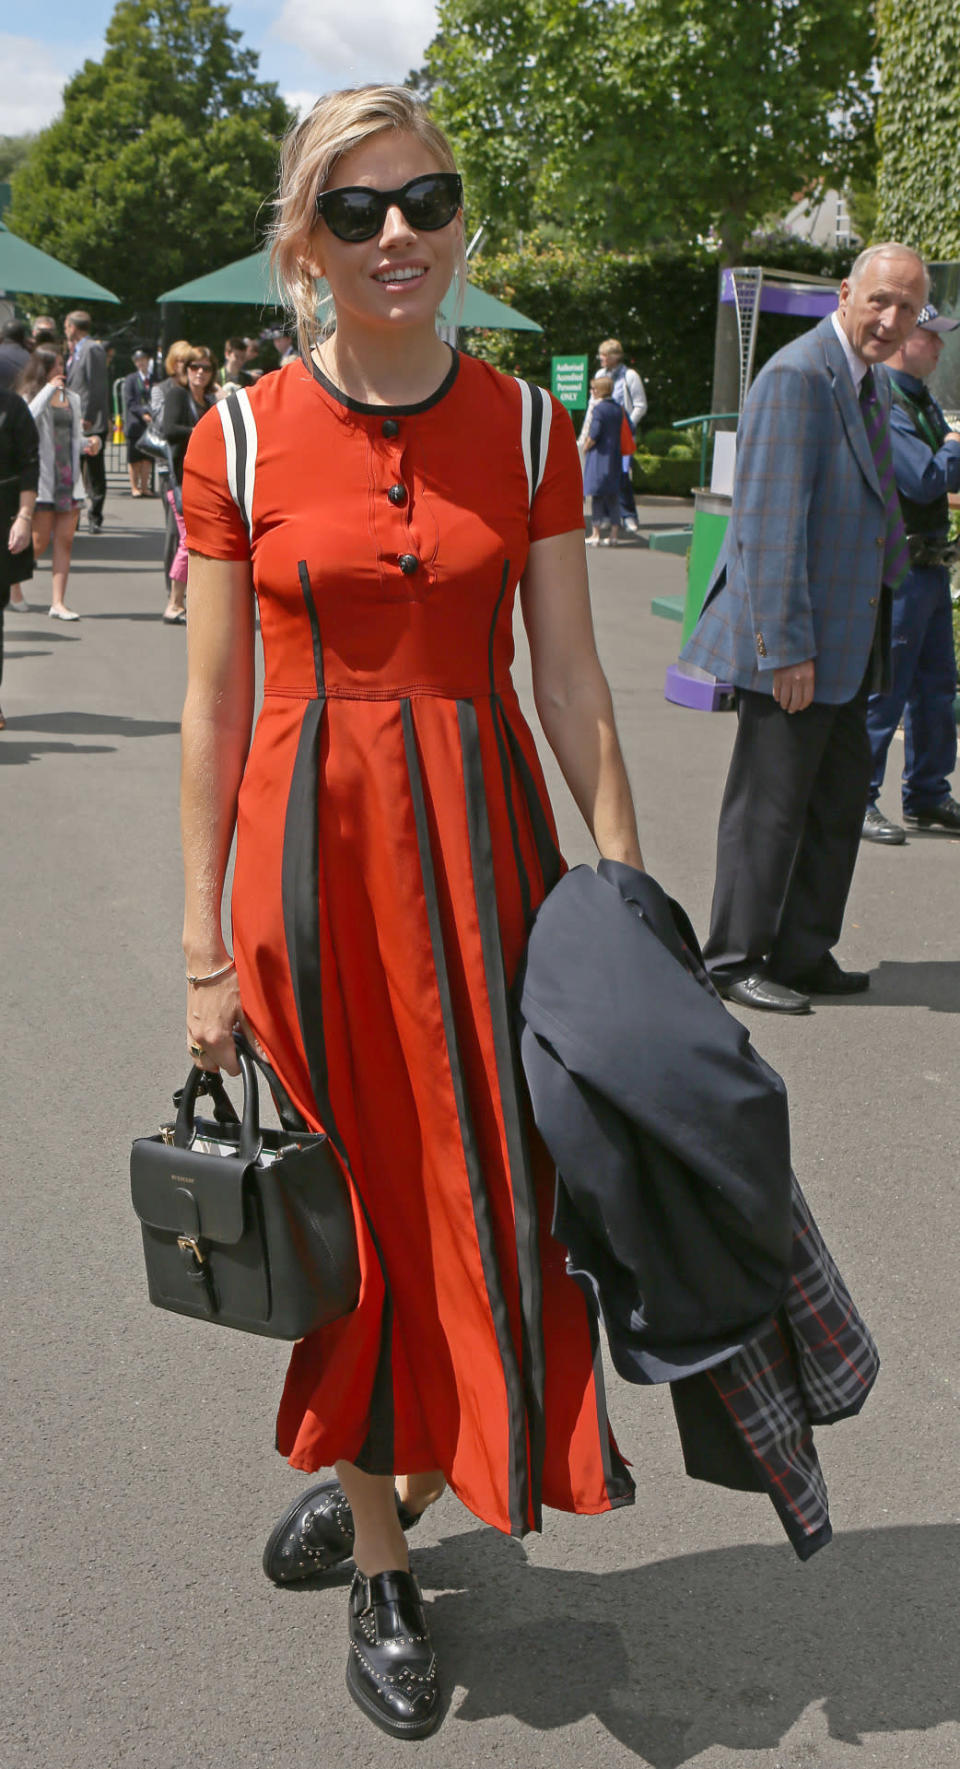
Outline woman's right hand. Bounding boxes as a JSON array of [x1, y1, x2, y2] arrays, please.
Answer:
[[185, 970, 247, 1075]]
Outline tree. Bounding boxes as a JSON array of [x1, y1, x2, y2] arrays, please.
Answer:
[[7, 0, 293, 311], [876, 0, 960, 259], [0, 135, 37, 184], [423, 0, 876, 262]]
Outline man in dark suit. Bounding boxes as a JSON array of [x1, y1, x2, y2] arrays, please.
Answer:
[[681, 244, 929, 1012], [65, 310, 109, 532]]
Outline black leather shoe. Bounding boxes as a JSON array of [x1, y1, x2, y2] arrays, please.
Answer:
[[862, 805, 906, 844], [262, 1480, 421, 1584], [715, 971, 811, 1014], [903, 793, 960, 833], [783, 953, 869, 995], [346, 1568, 441, 1739]]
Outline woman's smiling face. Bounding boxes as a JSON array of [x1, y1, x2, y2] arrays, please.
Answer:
[[305, 130, 462, 336]]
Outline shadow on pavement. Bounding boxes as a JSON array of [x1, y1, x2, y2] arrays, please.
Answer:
[[3, 624, 81, 642], [3, 711, 180, 739], [401, 1522, 958, 1763], [0, 740, 115, 765], [813, 961, 960, 1013]]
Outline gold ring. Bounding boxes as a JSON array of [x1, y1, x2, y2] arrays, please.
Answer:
[[188, 1041, 205, 1059]]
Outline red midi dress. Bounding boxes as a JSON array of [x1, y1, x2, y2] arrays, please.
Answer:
[[182, 350, 634, 1537]]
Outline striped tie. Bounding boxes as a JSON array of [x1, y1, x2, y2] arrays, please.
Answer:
[[859, 368, 910, 589]]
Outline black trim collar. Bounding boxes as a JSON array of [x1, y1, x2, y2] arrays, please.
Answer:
[[305, 345, 460, 415]]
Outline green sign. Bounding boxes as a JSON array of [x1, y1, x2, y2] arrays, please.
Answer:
[[551, 354, 590, 410]]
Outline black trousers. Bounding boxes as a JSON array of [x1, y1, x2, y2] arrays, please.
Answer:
[[703, 679, 873, 985], [81, 432, 108, 522]]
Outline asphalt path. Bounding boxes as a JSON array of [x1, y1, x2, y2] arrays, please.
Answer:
[[2, 480, 958, 1769]]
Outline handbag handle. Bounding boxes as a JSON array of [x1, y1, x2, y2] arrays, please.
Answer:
[[173, 1031, 309, 1157]]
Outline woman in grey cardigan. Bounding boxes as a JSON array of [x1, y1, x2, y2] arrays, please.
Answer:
[[17, 347, 101, 620]]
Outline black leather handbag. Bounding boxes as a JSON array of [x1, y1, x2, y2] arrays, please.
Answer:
[[136, 424, 171, 464], [130, 1035, 360, 1339]]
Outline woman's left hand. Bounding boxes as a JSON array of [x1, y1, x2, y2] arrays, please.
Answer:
[[185, 971, 263, 1077], [83, 435, 103, 456], [8, 513, 32, 555]]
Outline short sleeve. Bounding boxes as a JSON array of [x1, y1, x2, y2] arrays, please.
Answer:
[[529, 396, 585, 544], [182, 405, 250, 561]]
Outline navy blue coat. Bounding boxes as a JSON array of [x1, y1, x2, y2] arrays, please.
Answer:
[[516, 861, 880, 1558], [517, 860, 793, 1384]]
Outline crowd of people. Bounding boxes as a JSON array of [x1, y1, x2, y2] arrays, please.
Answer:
[[0, 314, 297, 707]]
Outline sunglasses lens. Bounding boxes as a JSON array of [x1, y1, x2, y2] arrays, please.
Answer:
[[323, 190, 383, 241], [402, 176, 461, 231], [319, 175, 462, 241]]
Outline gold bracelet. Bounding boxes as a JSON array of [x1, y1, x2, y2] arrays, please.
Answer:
[[186, 958, 236, 987]]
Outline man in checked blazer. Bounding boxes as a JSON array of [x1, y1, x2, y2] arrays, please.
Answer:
[[682, 244, 929, 1012]]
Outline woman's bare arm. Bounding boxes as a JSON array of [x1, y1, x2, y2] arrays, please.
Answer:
[[520, 529, 644, 872], [180, 552, 256, 1071]]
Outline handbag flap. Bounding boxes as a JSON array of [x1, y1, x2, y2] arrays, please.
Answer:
[[130, 1134, 251, 1244]]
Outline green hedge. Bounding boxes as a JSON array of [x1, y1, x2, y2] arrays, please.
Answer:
[[877, 0, 960, 256], [468, 235, 852, 430]]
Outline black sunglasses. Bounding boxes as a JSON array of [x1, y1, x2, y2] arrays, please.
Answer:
[[315, 172, 463, 243]]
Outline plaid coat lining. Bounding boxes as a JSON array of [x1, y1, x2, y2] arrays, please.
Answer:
[[706, 1175, 880, 1559]]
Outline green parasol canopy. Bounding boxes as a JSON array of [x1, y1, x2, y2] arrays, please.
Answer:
[[156, 252, 541, 331], [156, 250, 280, 307], [0, 221, 119, 302]]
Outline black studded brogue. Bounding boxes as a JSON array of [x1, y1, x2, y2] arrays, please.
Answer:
[[262, 1479, 421, 1584], [346, 1568, 441, 1739]]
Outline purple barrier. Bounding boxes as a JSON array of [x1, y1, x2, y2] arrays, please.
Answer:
[[720, 270, 838, 319]]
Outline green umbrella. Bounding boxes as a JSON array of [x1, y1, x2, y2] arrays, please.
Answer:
[[0, 221, 120, 302], [156, 250, 279, 307], [443, 281, 541, 332], [156, 252, 541, 331]]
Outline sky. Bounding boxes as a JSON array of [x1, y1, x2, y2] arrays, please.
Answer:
[[1, 1, 441, 136]]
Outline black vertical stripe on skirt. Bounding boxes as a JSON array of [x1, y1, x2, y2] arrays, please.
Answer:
[[457, 696, 547, 1530], [487, 561, 533, 932], [401, 697, 529, 1536], [279, 575, 395, 1473]]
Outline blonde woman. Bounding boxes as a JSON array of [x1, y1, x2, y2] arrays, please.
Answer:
[[178, 84, 643, 1740]]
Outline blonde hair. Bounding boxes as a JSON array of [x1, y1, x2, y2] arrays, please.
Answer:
[[269, 84, 465, 357], [598, 338, 623, 359], [591, 375, 614, 398], [164, 339, 193, 376]]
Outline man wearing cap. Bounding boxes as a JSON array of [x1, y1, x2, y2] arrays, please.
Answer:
[[861, 303, 960, 844], [681, 243, 929, 1013]]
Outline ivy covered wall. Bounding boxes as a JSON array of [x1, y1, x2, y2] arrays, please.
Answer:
[[876, 0, 960, 258]]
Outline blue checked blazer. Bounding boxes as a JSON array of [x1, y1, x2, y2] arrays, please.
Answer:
[[681, 315, 891, 704]]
